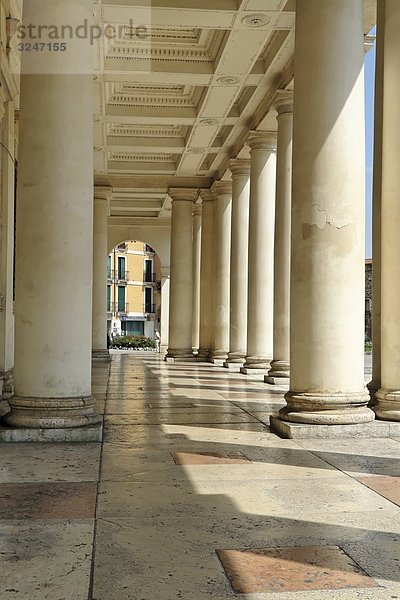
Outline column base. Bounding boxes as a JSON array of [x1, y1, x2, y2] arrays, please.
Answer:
[[197, 348, 211, 361], [92, 349, 111, 362], [270, 415, 399, 439], [241, 356, 271, 374], [3, 395, 102, 429], [164, 349, 196, 362], [279, 390, 374, 425], [225, 352, 246, 367], [265, 360, 290, 384], [374, 389, 400, 422], [210, 351, 228, 365], [1, 369, 14, 400]]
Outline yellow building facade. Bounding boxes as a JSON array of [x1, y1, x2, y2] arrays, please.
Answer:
[[107, 241, 162, 339]]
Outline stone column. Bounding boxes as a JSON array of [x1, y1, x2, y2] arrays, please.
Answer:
[[274, 0, 373, 429], [224, 160, 250, 368], [197, 190, 214, 360], [368, 0, 385, 403], [160, 269, 170, 354], [92, 187, 112, 361], [210, 182, 232, 364], [6, 0, 100, 428], [0, 101, 16, 404], [191, 204, 202, 353], [165, 189, 197, 360], [376, 0, 400, 421], [266, 93, 293, 385], [241, 132, 277, 375]]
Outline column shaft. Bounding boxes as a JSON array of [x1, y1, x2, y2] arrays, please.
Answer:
[[279, 0, 372, 425], [376, 0, 400, 421], [242, 132, 276, 374], [0, 101, 15, 401], [368, 0, 384, 403], [225, 160, 250, 367], [191, 205, 202, 352], [166, 189, 197, 360], [92, 189, 111, 361], [6, 0, 100, 428], [160, 270, 170, 353], [266, 95, 293, 384], [210, 182, 232, 363], [197, 190, 214, 360]]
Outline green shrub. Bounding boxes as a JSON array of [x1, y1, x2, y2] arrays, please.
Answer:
[[364, 341, 372, 355], [111, 335, 156, 350]]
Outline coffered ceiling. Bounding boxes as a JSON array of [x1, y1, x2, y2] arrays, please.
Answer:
[[93, 0, 376, 222]]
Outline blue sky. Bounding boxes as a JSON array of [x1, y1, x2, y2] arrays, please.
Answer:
[[365, 36, 376, 258]]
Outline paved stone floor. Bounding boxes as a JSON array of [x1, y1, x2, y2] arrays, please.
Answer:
[[0, 352, 399, 599]]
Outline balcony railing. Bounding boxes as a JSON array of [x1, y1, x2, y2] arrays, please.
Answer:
[[116, 271, 129, 282], [144, 303, 156, 314], [143, 271, 156, 283], [107, 302, 129, 315], [107, 269, 115, 280]]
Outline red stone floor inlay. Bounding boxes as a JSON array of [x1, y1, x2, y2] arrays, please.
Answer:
[[0, 482, 97, 519], [217, 546, 377, 594], [171, 451, 251, 465], [356, 475, 400, 507]]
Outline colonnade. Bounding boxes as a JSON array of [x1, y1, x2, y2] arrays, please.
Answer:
[[164, 0, 399, 430], [0, 0, 398, 435]]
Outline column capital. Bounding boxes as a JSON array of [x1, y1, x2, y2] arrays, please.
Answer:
[[229, 158, 251, 177], [94, 186, 112, 202], [211, 181, 232, 198], [169, 187, 198, 203], [273, 90, 294, 116], [247, 130, 277, 152], [199, 188, 214, 203]]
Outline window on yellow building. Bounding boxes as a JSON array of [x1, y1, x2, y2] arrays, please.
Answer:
[[117, 286, 126, 312]]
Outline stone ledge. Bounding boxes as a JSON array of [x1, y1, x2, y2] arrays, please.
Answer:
[[270, 415, 400, 439], [0, 422, 103, 443]]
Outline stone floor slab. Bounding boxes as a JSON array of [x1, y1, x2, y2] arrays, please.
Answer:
[[104, 411, 260, 426], [217, 545, 378, 593], [0, 482, 97, 519], [0, 520, 94, 600], [0, 423, 103, 443], [0, 443, 101, 482], [171, 451, 251, 465]]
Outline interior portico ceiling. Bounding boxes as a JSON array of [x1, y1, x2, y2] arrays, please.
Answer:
[[93, 0, 376, 223]]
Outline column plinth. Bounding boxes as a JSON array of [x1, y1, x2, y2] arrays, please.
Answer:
[[225, 160, 250, 369], [165, 188, 198, 361], [5, 0, 100, 428], [375, 0, 400, 421], [273, 0, 373, 429], [241, 132, 277, 375], [210, 182, 232, 363]]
